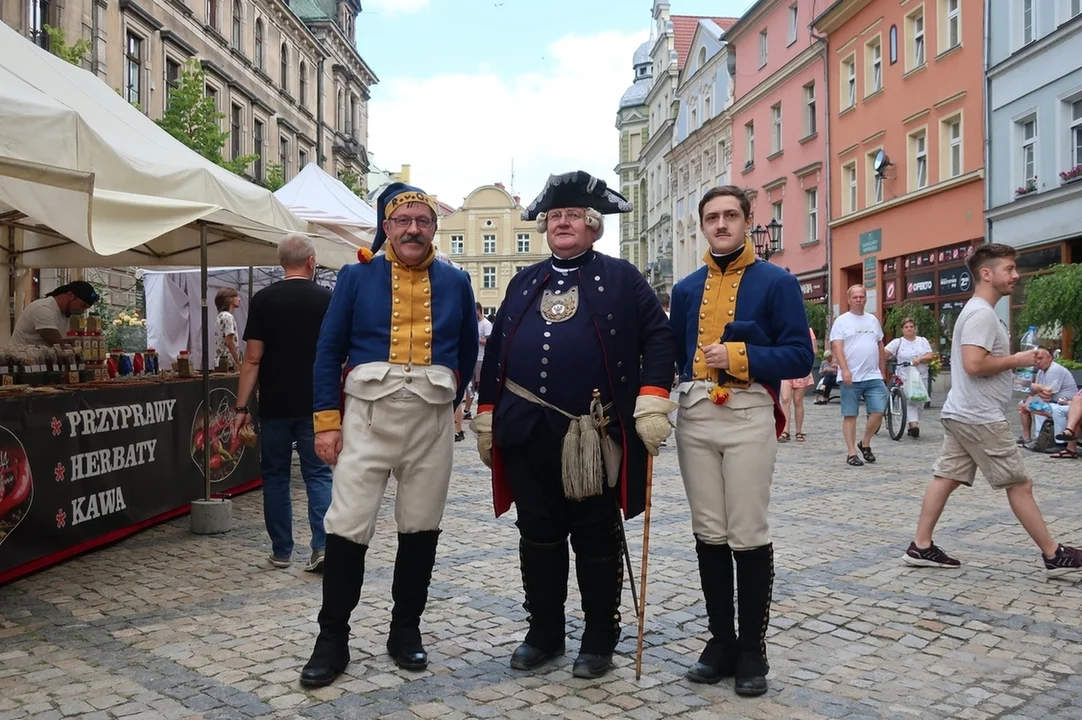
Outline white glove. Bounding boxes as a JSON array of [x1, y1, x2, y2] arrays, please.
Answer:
[[470, 411, 493, 468], [633, 395, 678, 456]]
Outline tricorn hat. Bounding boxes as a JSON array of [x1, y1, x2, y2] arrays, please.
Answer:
[[521, 171, 633, 221], [368, 181, 437, 259]]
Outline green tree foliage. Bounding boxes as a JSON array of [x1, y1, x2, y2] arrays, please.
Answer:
[[1018, 262, 1082, 359], [156, 59, 258, 176], [264, 163, 285, 192], [337, 169, 365, 197], [44, 25, 90, 66], [804, 301, 827, 356], [883, 301, 939, 344]]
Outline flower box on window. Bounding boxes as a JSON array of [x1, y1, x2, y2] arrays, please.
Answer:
[[1059, 165, 1082, 184], [1015, 177, 1038, 197]]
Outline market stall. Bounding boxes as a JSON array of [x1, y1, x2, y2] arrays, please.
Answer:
[[0, 22, 349, 583]]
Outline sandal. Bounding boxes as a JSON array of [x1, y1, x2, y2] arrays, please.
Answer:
[[778, 432, 791, 442], [795, 433, 806, 442], [846, 454, 864, 466], [857, 441, 877, 463], [1050, 449, 1078, 459], [1055, 428, 1078, 442]]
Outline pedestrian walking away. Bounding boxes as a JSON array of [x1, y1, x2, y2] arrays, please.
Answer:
[[885, 318, 935, 438], [830, 286, 888, 466], [779, 327, 816, 442], [473, 170, 676, 680], [903, 243, 1082, 579], [299, 182, 479, 687], [669, 185, 814, 696], [233, 235, 334, 572]]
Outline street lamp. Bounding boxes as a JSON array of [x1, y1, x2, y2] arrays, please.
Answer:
[[752, 219, 782, 261]]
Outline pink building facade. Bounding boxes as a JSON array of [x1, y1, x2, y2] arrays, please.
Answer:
[[727, 0, 829, 305]]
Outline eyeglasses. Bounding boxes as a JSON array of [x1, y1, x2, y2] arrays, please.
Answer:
[[390, 216, 434, 229], [546, 209, 585, 223]]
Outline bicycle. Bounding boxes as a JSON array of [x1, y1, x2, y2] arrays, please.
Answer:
[[883, 361, 910, 441]]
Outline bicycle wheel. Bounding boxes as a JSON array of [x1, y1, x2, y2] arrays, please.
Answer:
[[887, 387, 907, 441]]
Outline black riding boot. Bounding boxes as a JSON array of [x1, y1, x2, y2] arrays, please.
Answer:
[[300, 534, 368, 687], [510, 536, 569, 670], [686, 538, 737, 684], [387, 530, 441, 670], [734, 544, 774, 696], [570, 523, 623, 679]]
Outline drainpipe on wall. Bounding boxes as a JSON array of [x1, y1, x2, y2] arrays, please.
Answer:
[[316, 57, 325, 165], [983, 0, 993, 245], [810, 27, 832, 315]]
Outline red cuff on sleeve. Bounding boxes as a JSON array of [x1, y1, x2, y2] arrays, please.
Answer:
[[638, 386, 671, 398]]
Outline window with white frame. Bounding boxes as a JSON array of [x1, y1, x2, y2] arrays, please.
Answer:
[[843, 162, 858, 214], [1070, 100, 1082, 169], [946, 0, 960, 49], [450, 235, 464, 254], [788, 3, 798, 44], [910, 130, 928, 190], [867, 151, 884, 204], [759, 29, 768, 67], [1020, 115, 1037, 187], [804, 82, 816, 136], [1073, 0, 1082, 19], [483, 234, 496, 254], [771, 201, 783, 248], [805, 188, 818, 242], [842, 56, 856, 110], [745, 121, 755, 166], [943, 115, 962, 178], [516, 233, 530, 253], [483, 266, 496, 289], [866, 37, 882, 95], [1023, 0, 1034, 45], [771, 103, 782, 154], [907, 7, 925, 69]]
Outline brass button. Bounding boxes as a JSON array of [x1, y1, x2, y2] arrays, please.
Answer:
[[737, 270, 742, 275], [698, 342, 703, 348], [424, 288, 430, 294], [393, 325, 399, 332], [393, 284, 400, 290], [394, 298, 400, 304], [699, 328, 704, 335], [729, 296, 735, 302], [727, 310, 734, 316], [705, 284, 711, 290], [700, 312, 706, 319], [702, 299, 709, 305], [394, 311, 400, 318], [424, 342, 431, 348], [392, 338, 399, 345], [404, 365, 411, 372], [695, 355, 701, 362], [739, 348, 746, 355], [394, 275, 400, 281], [424, 301, 430, 308], [740, 365, 747, 372], [394, 263, 401, 269], [424, 356, 431, 362], [391, 352, 398, 359], [405, 376, 413, 383], [425, 316, 431, 322], [425, 327, 431, 334], [732, 282, 738, 288], [422, 276, 428, 282]]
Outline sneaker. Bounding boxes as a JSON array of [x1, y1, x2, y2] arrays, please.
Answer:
[[902, 542, 961, 568], [268, 554, 292, 568], [1016, 436, 1030, 446], [305, 550, 325, 573], [454, 431, 465, 442], [1044, 545, 1082, 579], [463, 410, 472, 420]]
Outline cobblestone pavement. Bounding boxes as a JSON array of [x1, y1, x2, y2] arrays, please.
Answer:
[[2, 402, 1082, 720]]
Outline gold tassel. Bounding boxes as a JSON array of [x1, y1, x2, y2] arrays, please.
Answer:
[[562, 419, 582, 499], [577, 414, 603, 500]]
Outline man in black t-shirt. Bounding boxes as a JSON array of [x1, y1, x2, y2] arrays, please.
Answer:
[[234, 234, 333, 571]]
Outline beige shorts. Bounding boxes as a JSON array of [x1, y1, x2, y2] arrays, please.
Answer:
[[932, 418, 1030, 489]]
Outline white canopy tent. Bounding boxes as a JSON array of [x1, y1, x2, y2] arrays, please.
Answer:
[[274, 162, 378, 249]]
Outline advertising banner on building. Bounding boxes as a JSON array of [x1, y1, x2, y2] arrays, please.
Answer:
[[0, 379, 259, 579]]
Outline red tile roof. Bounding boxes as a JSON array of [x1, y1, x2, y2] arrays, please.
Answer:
[[671, 15, 739, 69]]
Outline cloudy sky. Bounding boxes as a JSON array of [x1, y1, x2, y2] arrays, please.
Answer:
[[358, 0, 755, 256]]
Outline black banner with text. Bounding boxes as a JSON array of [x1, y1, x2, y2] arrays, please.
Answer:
[[0, 378, 259, 579]]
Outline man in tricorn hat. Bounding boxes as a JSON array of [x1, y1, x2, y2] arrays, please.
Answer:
[[472, 170, 676, 678], [300, 182, 478, 687]]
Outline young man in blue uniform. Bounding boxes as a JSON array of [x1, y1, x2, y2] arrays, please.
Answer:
[[300, 183, 478, 687], [472, 171, 676, 679], [670, 185, 813, 696]]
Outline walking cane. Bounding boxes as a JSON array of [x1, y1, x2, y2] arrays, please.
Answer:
[[635, 453, 654, 680]]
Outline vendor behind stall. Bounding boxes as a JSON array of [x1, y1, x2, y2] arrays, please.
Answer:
[[10, 281, 98, 346]]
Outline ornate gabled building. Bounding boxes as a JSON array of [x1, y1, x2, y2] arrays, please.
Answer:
[[615, 40, 652, 273]]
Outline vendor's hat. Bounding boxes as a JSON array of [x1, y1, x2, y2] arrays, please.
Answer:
[[48, 281, 99, 306], [521, 171, 633, 221]]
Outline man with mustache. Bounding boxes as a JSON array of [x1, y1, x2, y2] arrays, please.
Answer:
[[300, 182, 478, 687], [669, 185, 813, 695], [472, 171, 676, 679]]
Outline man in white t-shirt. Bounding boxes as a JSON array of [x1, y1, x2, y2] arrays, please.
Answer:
[[10, 281, 99, 346], [1017, 349, 1078, 447], [901, 243, 1080, 579], [829, 285, 887, 467]]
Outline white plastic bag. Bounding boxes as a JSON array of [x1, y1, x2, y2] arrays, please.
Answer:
[[904, 366, 929, 403]]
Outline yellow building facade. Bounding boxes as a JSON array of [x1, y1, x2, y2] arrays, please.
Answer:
[[435, 184, 549, 316]]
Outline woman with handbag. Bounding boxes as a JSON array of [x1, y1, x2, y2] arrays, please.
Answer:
[[885, 318, 935, 437]]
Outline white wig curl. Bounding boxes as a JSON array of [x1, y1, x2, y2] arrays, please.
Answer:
[[536, 207, 605, 241]]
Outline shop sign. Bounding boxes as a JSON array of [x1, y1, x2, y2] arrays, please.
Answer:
[[859, 229, 882, 255], [938, 266, 973, 297], [905, 271, 936, 298], [885, 279, 897, 301], [800, 277, 826, 299]]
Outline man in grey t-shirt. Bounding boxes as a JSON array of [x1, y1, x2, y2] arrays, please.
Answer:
[[901, 243, 1081, 579]]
